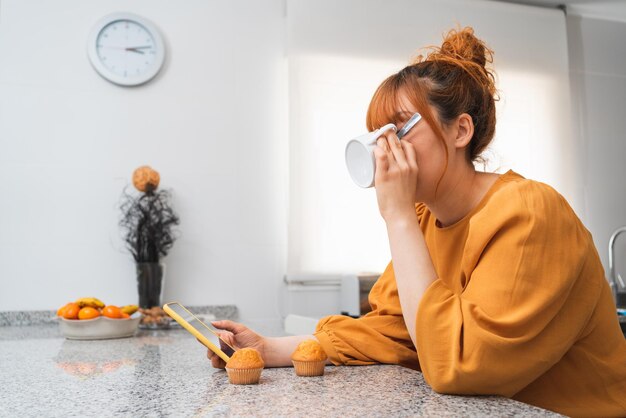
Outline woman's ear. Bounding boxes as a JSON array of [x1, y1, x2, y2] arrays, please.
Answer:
[[454, 113, 474, 149]]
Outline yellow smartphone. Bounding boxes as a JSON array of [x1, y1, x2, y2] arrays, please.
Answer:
[[163, 302, 235, 362]]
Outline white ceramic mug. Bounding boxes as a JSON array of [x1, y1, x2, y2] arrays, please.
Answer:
[[345, 123, 396, 188], [345, 112, 422, 188]]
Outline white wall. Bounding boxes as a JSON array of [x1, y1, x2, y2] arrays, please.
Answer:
[[0, 0, 288, 323], [2, 0, 624, 322], [566, 13, 626, 279]]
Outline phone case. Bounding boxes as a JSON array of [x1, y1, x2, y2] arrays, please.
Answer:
[[163, 302, 232, 363]]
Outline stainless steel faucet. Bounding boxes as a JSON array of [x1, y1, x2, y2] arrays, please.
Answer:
[[608, 226, 626, 304]]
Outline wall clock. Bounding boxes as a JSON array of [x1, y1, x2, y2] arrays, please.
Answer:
[[87, 12, 165, 86]]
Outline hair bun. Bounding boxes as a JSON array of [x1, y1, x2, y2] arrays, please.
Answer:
[[439, 27, 489, 68], [410, 26, 497, 96]]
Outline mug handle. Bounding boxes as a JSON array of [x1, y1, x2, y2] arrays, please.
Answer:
[[364, 123, 397, 145]]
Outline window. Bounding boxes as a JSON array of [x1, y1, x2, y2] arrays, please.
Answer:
[[287, 0, 576, 274]]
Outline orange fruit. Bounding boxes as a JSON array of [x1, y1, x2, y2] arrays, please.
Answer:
[[62, 303, 80, 320], [57, 303, 69, 316], [120, 312, 130, 319], [132, 166, 160, 192], [78, 307, 101, 320], [101, 305, 123, 319]]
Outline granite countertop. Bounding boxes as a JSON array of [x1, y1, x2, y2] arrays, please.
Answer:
[[0, 318, 562, 417]]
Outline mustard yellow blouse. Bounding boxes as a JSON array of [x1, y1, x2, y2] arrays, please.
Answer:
[[314, 170, 626, 417]]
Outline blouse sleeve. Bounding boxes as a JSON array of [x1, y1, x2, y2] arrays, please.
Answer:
[[314, 261, 420, 370], [415, 181, 601, 396]]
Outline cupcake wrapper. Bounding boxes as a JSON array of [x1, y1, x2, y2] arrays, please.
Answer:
[[225, 367, 263, 385], [292, 360, 325, 376]]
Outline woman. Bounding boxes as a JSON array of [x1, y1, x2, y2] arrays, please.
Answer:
[[207, 27, 626, 417]]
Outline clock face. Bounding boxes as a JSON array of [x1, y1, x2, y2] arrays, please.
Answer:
[[87, 13, 165, 86]]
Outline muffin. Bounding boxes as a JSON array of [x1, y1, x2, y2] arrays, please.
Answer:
[[291, 340, 327, 376], [225, 348, 264, 385]]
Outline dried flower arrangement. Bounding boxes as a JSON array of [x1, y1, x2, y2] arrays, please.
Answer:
[[119, 166, 180, 263], [119, 166, 180, 320]]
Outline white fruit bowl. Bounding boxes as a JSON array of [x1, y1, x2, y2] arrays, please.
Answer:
[[58, 313, 141, 340]]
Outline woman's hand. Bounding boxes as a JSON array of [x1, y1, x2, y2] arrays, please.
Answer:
[[204, 320, 266, 369], [374, 133, 419, 223]]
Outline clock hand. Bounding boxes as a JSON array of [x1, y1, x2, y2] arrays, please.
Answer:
[[100, 46, 150, 50], [125, 48, 145, 54]]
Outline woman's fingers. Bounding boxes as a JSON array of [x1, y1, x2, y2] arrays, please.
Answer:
[[207, 349, 226, 369], [376, 133, 412, 175], [218, 331, 235, 345], [211, 320, 247, 335], [203, 338, 226, 366], [377, 136, 390, 152], [383, 132, 409, 169], [373, 145, 390, 174], [401, 140, 418, 171], [218, 331, 237, 352]]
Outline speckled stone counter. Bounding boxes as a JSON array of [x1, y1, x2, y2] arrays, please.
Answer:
[[0, 325, 562, 417]]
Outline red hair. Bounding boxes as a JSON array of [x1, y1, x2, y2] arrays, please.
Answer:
[[366, 27, 498, 168]]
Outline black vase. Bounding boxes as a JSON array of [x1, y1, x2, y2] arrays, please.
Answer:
[[136, 263, 165, 309]]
